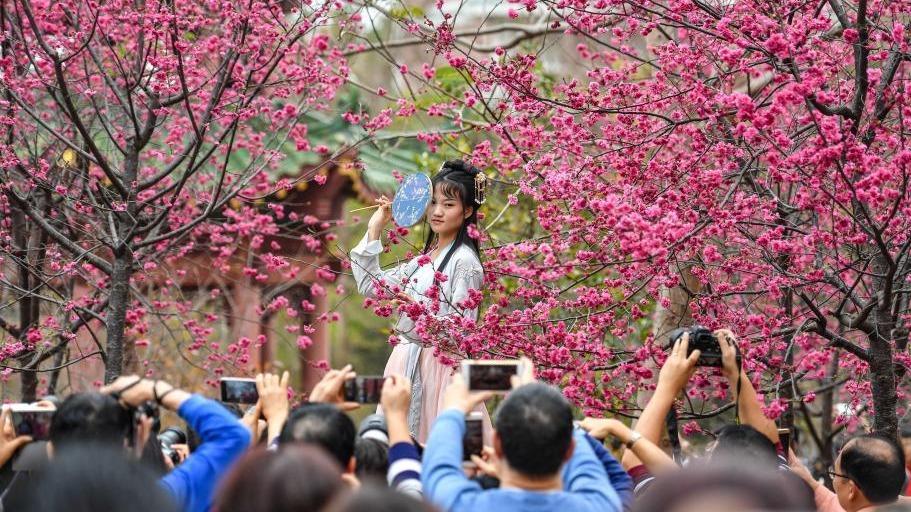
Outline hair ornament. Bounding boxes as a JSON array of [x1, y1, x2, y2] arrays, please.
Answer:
[[474, 171, 487, 205]]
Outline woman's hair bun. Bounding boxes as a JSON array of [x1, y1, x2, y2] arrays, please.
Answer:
[[442, 159, 480, 176]]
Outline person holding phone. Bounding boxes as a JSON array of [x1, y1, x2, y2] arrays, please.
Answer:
[[350, 160, 489, 443]]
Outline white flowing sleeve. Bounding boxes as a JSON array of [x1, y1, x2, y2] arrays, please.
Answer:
[[443, 252, 484, 321], [349, 232, 412, 298]]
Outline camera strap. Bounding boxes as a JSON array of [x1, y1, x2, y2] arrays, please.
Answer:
[[664, 408, 683, 464], [734, 356, 743, 425]]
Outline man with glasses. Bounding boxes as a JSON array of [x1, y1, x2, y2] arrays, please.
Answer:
[[792, 435, 905, 511]]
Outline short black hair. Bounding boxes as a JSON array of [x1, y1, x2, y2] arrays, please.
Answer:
[[711, 424, 779, 468], [354, 438, 389, 484], [493, 382, 573, 478], [279, 403, 356, 469], [16, 444, 176, 512], [840, 435, 906, 504], [50, 393, 132, 451]]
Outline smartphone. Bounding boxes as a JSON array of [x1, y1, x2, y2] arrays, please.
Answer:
[[9, 405, 54, 441], [778, 427, 791, 455], [220, 378, 259, 404], [461, 359, 522, 392], [463, 412, 483, 462], [344, 376, 385, 403]]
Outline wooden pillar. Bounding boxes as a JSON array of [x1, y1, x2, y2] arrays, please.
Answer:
[[230, 279, 269, 371], [300, 288, 330, 392]]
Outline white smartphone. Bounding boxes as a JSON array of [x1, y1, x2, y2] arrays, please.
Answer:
[[461, 359, 523, 393]]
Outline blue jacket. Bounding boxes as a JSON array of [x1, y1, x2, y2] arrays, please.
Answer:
[[160, 395, 251, 512], [422, 409, 622, 512]]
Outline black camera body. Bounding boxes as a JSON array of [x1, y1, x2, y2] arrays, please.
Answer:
[[159, 426, 188, 466], [666, 325, 739, 367]]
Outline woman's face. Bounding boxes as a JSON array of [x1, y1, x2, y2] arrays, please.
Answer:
[[427, 186, 472, 238]]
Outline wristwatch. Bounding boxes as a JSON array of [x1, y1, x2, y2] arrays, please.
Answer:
[[625, 431, 643, 449]]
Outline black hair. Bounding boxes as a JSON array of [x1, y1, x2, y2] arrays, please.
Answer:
[[16, 444, 177, 512], [327, 484, 441, 512], [354, 438, 389, 485], [634, 462, 815, 512], [840, 434, 906, 504], [216, 445, 344, 512], [422, 159, 484, 258], [493, 382, 573, 478], [711, 424, 779, 468], [279, 403, 356, 469], [50, 392, 132, 451]]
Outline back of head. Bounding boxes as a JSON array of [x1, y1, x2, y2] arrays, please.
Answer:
[[328, 485, 440, 512], [215, 445, 344, 512], [841, 434, 906, 504], [50, 392, 132, 451], [494, 382, 573, 478], [635, 463, 815, 512], [354, 438, 389, 484], [710, 424, 779, 468], [279, 403, 356, 469], [17, 444, 176, 512]]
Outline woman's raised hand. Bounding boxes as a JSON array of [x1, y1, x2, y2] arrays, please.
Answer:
[[366, 195, 393, 241]]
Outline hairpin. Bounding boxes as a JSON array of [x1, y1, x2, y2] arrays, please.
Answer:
[[474, 172, 487, 205]]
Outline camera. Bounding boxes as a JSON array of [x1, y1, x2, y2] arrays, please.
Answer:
[[344, 376, 385, 404], [8, 405, 54, 441], [220, 378, 259, 404], [159, 426, 188, 466], [461, 360, 523, 392], [666, 325, 739, 367], [463, 412, 483, 463]]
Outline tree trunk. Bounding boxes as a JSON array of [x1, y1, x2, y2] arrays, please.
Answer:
[[869, 326, 898, 440], [104, 252, 134, 383], [870, 252, 899, 440]]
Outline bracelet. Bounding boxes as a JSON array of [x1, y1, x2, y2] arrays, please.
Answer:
[[625, 431, 643, 449], [154, 381, 177, 405]]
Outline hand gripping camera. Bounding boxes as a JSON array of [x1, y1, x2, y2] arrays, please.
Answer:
[[666, 325, 740, 367]]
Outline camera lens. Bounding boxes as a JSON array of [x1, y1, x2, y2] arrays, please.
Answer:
[[158, 426, 188, 465]]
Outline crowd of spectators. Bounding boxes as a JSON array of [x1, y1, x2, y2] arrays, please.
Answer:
[[1, 329, 909, 512]]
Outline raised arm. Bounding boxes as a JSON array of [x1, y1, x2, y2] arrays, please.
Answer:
[[717, 329, 779, 445], [622, 334, 699, 470], [350, 196, 413, 298], [579, 417, 676, 475]]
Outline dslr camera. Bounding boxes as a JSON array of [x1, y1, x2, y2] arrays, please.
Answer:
[[159, 426, 188, 466], [666, 325, 739, 367]]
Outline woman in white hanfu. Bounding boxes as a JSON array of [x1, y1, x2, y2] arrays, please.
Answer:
[[350, 160, 491, 443]]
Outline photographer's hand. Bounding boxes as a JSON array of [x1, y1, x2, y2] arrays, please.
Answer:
[[717, 329, 741, 382], [509, 356, 536, 390], [470, 446, 501, 479], [309, 364, 360, 411], [656, 333, 700, 394], [257, 371, 290, 442], [381, 374, 412, 446], [0, 408, 33, 466], [714, 329, 779, 444], [240, 401, 265, 446], [443, 374, 493, 415]]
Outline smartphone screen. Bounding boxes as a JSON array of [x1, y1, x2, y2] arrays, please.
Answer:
[[463, 413, 483, 461], [462, 360, 520, 392], [220, 378, 259, 404], [344, 376, 385, 403], [10, 407, 54, 441]]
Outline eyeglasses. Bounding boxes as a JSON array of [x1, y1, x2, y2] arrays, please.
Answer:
[[826, 466, 852, 481]]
